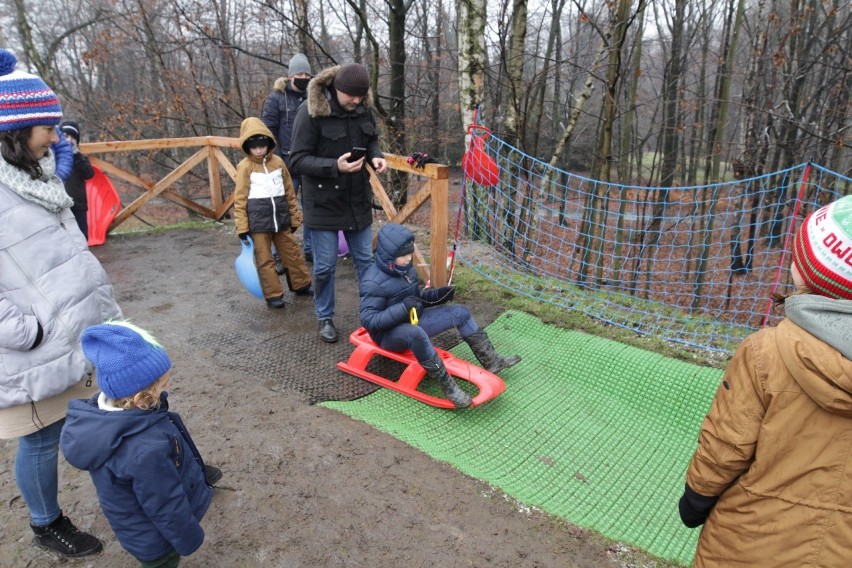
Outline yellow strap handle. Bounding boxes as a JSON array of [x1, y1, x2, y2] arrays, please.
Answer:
[[409, 306, 419, 325]]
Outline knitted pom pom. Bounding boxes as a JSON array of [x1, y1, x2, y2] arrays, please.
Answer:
[[0, 49, 17, 76]]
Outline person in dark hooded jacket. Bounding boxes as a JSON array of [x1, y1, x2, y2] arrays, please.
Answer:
[[359, 224, 521, 408], [289, 62, 387, 343], [60, 322, 222, 568]]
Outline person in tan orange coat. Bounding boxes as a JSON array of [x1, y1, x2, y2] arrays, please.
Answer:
[[679, 195, 852, 567], [233, 117, 312, 308]]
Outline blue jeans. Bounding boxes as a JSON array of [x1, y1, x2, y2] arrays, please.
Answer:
[[379, 304, 479, 362], [312, 226, 373, 320], [283, 154, 310, 255], [293, 175, 312, 254], [16, 418, 64, 526]]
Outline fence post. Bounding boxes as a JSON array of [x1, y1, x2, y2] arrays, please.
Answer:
[[430, 171, 449, 287]]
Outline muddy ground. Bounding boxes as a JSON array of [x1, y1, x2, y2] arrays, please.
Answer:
[[0, 224, 672, 568]]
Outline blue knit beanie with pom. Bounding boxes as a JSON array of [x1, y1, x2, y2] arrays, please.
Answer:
[[82, 322, 172, 400], [0, 49, 62, 132]]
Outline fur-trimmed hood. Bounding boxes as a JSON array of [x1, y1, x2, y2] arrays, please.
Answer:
[[272, 76, 289, 92], [305, 65, 374, 118]]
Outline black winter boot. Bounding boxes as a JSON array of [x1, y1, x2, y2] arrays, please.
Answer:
[[31, 513, 103, 558], [422, 357, 472, 408], [465, 329, 521, 374]]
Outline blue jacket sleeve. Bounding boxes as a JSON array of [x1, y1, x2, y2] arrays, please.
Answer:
[[359, 281, 410, 333], [261, 93, 280, 141], [52, 132, 73, 181]]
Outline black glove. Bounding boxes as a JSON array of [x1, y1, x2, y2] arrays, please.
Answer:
[[678, 484, 718, 528], [420, 285, 455, 306], [238, 232, 249, 243], [402, 296, 423, 315], [407, 152, 438, 169], [30, 321, 44, 350]]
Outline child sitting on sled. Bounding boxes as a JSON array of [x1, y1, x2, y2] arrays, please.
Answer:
[[358, 223, 521, 408]]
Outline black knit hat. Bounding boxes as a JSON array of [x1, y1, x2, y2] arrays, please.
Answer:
[[398, 240, 415, 256], [334, 63, 370, 97], [59, 120, 80, 144]]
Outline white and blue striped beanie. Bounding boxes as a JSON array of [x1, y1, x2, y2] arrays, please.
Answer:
[[82, 322, 173, 400], [0, 49, 62, 132]]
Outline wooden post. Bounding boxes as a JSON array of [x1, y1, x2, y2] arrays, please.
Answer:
[[430, 168, 449, 287], [207, 145, 223, 212]]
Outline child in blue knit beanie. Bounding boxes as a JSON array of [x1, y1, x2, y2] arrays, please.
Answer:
[[60, 321, 222, 568]]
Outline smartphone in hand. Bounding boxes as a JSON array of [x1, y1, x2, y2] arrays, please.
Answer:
[[347, 147, 367, 162]]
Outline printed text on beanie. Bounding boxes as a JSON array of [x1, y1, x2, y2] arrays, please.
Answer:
[[82, 322, 172, 400], [792, 195, 852, 300], [334, 63, 370, 97], [0, 50, 62, 132]]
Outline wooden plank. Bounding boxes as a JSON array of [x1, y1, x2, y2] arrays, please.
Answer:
[[215, 194, 235, 220], [211, 147, 238, 181], [206, 146, 223, 211], [430, 176, 449, 287], [110, 148, 208, 228], [161, 190, 216, 219], [367, 169, 436, 284], [89, 157, 153, 191], [384, 154, 448, 180], [81, 136, 239, 154]]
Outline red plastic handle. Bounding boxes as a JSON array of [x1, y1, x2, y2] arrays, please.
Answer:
[[466, 124, 491, 141]]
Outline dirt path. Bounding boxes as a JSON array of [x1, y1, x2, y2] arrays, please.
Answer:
[[0, 225, 669, 567]]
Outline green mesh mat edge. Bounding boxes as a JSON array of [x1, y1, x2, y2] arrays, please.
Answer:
[[321, 310, 721, 565]]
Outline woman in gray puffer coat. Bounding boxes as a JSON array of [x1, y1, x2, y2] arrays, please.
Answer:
[[0, 49, 122, 559]]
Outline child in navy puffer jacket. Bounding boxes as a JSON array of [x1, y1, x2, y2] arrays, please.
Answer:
[[60, 322, 222, 567], [359, 223, 521, 408]]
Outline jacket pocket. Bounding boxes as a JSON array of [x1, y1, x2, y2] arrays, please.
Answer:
[[358, 121, 377, 138], [320, 124, 347, 141]]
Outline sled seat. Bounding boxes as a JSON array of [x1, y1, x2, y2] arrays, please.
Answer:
[[337, 327, 505, 409]]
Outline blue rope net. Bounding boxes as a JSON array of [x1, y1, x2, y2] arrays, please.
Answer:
[[457, 131, 851, 355]]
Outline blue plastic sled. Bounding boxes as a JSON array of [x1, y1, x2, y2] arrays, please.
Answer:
[[235, 236, 264, 299]]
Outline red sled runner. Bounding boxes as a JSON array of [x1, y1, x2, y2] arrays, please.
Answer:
[[337, 327, 505, 409]]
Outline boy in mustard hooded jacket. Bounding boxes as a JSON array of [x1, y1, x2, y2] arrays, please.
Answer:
[[233, 117, 312, 308]]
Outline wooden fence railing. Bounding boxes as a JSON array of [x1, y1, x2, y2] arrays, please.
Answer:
[[80, 137, 450, 286]]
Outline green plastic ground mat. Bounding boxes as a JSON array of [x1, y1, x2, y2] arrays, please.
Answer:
[[322, 310, 724, 565]]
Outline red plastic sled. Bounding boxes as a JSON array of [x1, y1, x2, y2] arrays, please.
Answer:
[[86, 165, 121, 246], [337, 327, 505, 409]]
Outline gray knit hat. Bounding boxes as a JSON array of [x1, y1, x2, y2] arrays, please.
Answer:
[[288, 53, 312, 76]]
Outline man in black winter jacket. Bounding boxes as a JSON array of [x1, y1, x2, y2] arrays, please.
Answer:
[[290, 63, 387, 343]]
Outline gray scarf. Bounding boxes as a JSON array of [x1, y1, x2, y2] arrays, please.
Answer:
[[0, 151, 73, 213], [785, 294, 852, 360]]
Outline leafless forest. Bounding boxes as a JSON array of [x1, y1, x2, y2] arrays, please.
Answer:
[[2, 0, 849, 196]]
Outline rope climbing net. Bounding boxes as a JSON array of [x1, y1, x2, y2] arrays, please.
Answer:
[[457, 129, 851, 355]]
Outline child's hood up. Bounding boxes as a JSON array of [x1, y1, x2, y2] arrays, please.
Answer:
[[782, 294, 852, 417], [238, 117, 277, 156], [375, 223, 415, 273], [60, 395, 170, 471]]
